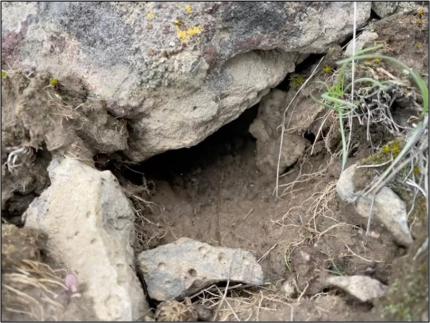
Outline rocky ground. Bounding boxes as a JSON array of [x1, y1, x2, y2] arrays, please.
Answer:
[[1, 2, 429, 322]]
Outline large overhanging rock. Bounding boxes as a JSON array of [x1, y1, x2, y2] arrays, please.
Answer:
[[2, 2, 371, 161]]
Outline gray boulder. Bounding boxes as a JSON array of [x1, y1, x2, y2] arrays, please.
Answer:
[[138, 237, 264, 301], [23, 158, 147, 321], [2, 2, 371, 161]]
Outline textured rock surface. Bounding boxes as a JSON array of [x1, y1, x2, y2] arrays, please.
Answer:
[[23, 158, 147, 321], [371, 2, 399, 18], [356, 186, 413, 246], [138, 237, 264, 301], [371, 1, 419, 18], [326, 275, 388, 302], [2, 2, 371, 161], [249, 89, 307, 175], [336, 164, 413, 246], [249, 85, 328, 175], [370, 8, 428, 74]]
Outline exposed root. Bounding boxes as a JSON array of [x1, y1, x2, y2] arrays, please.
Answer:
[[5, 146, 36, 174], [127, 191, 168, 253]]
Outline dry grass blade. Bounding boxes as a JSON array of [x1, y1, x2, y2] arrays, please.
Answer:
[[213, 279, 231, 321], [257, 243, 278, 263], [344, 243, 383, 263], [4, 284, 45, 320]]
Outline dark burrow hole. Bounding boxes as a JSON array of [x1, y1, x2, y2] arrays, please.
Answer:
[[303, 130, 316, 144], [103, 104, 260, 185], [369, 8, 381, 20]]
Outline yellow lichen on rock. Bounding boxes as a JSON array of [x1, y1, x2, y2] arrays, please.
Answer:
[[176, 25, 203, 44], [184, 5, 193, 15], [146, 12, 156, 21]]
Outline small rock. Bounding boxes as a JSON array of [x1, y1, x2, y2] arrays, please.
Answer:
[[23, 158, 147, 320], [368, 231, 381, 239], [281, 279, 297, 298], [356, 187, 412, 246], [336, 164, 358, 203], [138, 237, 264, 301], [336, 164, 413, 246], [65, 273, 79, 294], [195, 304, 214, 321], [326, 275, 388, 302]]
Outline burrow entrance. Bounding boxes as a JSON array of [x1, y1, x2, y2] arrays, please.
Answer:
[[91, 49, 411, 318], [99, 83, 399, 291]]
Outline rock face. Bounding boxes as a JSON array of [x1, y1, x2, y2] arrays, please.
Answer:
[[22, 158, 147, 321], [325, 275, 388, 302], [2, 2, 371, 161], [138, 237, 264, 301], [336, 164, 413, 246]]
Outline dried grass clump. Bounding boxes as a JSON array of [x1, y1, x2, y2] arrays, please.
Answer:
[[189, 283, 292, 321], [1, 225, 69, 321], [2, 260, 68, 321]]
